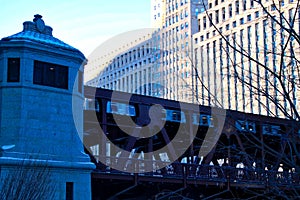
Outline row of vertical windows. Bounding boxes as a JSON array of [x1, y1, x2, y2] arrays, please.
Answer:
[[107, 46, 152, 70], [165, 10, 188, 27], [166, 0, 188, 14], [102, 57, 152, 82], [101, 67, 152, 94], [196, 5, 297, 116], [33, 60, 68, 89], [198, 10, 265, 41], [7, 58, 72, 91], [199, 0, 265, 32]]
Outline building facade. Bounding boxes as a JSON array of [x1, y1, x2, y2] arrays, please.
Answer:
[[194, 0, 300, 118], [85, 0, 207, 101], [85, 0, 299, 119], [153, 0, 206, 102], [97, 38, 159, 96]]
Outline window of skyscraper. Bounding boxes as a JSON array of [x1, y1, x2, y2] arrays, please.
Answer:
[[250, 0, 254, 8], [253, 12, 258, 19], [271, 4, 276, 11], [240, 18, 244, 24], [222, 7, 226, 20], [215, 10, 219, 24], [226, 24, 230, 30], [247, 14, 252, 21], [243, 0, 246, 10], [235, 1, 239, 14], [185, 10, 188, 17], [229, 4, 233, 17]]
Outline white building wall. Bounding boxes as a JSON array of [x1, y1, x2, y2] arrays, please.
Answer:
[[194, 0, 300, 118]]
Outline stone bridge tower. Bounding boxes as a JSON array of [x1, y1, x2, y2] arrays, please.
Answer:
[[0, 15, 94, 199]]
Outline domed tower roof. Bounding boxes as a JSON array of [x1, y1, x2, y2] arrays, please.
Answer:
[[1, 14, 84, 57]]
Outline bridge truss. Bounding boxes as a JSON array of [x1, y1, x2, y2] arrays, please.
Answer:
[[84, 86, 300, 199]]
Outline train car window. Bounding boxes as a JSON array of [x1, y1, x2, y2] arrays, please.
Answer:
[[106, 101, 136, 116], [111, 104, 118, 112], [192, 113, 213, 127], [192, 113, 199, 125], [201, 115, 208, 125], [235, 120, 256, 133], [262, 124, 281, 136], [172, 111, 181, 121], [210, 116, 214, 126], [84, 98, 99, 112], [200, 114, 214, 127], [162, 109, 186, 123]]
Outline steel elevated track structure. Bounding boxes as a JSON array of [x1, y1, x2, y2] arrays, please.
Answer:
[[84, 86, 300, 199]]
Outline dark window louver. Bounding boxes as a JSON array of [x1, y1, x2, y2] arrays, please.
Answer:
[[33, 60, 68, 89]]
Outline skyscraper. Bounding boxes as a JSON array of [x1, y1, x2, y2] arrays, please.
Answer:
[[85, 0, 207, 102], [193, 0, 300, 119], [84, 0, 299, 119]]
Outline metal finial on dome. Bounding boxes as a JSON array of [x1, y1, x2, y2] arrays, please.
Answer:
[[33, 14, 45, 33], [33, 14, 43, 22]]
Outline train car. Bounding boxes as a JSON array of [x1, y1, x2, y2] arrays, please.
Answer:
[[84, 86, 300, 173]]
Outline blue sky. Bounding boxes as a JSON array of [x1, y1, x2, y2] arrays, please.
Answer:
[[0, 0, 151, 56]]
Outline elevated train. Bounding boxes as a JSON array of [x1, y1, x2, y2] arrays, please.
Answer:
[[84, 86, 300, 174]]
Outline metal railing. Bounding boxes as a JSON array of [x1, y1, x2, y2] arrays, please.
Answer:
[[92, 156, 300, 187]]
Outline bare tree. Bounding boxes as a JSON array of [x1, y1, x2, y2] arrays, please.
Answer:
[[197, 0, 300, 120], [0, 158, 55, 200], [182, 0, 300, 198]]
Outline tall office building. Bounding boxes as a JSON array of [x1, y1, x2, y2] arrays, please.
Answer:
[[85, 0, 207, 101], [151, 0, 166, 28], [193, 0, 300, 118], [85, 29, 154, 91], [84, 0, 299, 118], [150, 0, 207, 101]]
